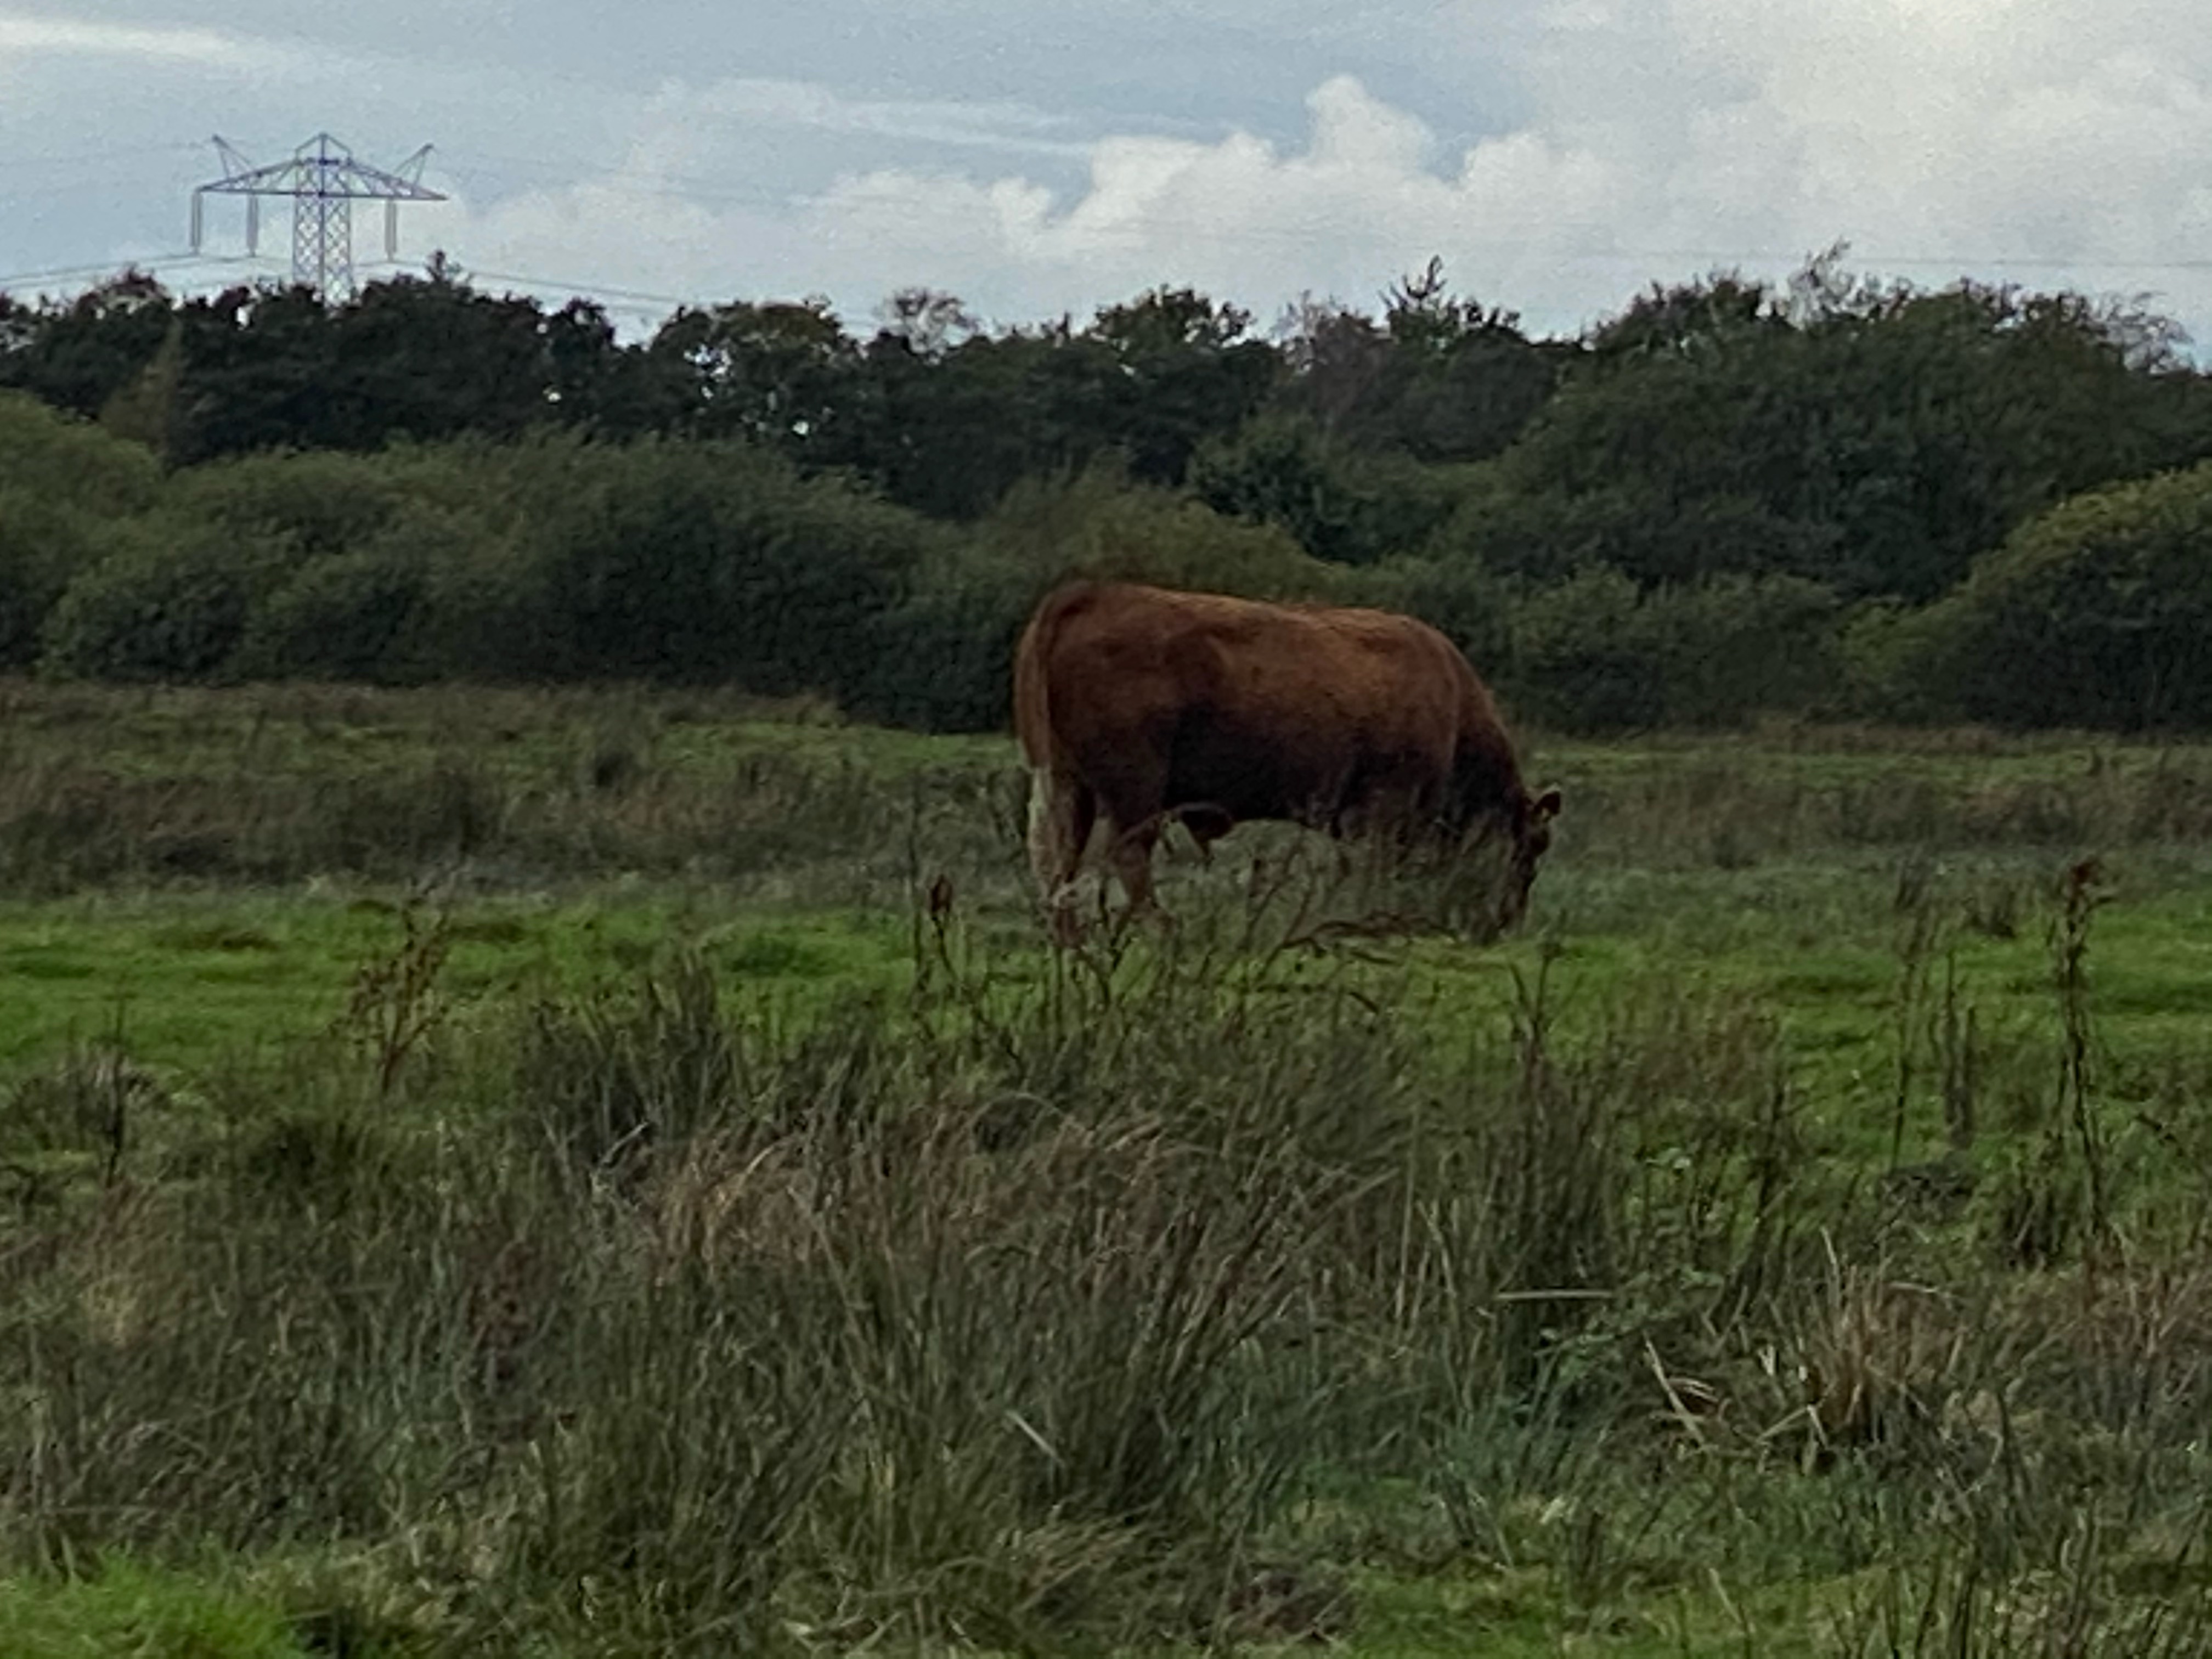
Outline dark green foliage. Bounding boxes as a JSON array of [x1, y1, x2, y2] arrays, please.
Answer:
[[40, 516, 300, 682], [1275, 267, 1562, 464], [0, 494, 119, 671], [234, 546, 430, 684], [648, 294, 858, 453], [0, 272, 178, 421], [1886, 461, 2212, 730], [0, 396, 168, 665], [1499, 269, 2212, 603], [831, 287, 1278, 521], [165, 449, 417, 559], [169, 276, 647, 463], [1433, 469, 1847, 589], [1509, 567, 1664, 732], [1189, 411, 1462, 565], [524, 437, 935, 699], [1509, 566, 1844, 732], [6, 253, 2212, 732], [1084, 286, 1282, 487], [0, 388, 163, 512], [836, 325, 1064, 518], [860, 545, 1039, 731]]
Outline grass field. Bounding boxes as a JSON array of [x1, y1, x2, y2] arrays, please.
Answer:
[[6, 678, 2212, 1657]]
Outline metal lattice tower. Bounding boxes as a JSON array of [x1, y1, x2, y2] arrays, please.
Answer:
[[191, 133, 446, 302]]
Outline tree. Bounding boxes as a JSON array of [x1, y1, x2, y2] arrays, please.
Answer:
[[1482, 261, 2212, 600], [0, 270, 179, 421], [526, 437, 934, 701], [99, 319, 187, 459], [647, 297, 857, 456], [1081, 287, 1281, 486], [1188, 412, 1457, 565], [1272, 261, 1561, 465], [1893, 460, 2212, 730]]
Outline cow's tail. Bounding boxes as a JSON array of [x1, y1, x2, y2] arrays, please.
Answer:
[[1014, 580, 1097, 916], [1013, 579, 1089, 772]]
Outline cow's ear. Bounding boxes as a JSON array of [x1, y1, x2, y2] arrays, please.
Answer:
[[1532, 785, 1562, 822]]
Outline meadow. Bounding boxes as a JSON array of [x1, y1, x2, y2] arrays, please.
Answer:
[[4, 676, 2212, 1657]]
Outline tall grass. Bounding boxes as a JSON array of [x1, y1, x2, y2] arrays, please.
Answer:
[[8, 681, 2212, 1652], [6, 845, 2211, 1656], [7, 680, 2212, 907]]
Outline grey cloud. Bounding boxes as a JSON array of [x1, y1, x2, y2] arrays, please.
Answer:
[[2, 0, 2208, 353]]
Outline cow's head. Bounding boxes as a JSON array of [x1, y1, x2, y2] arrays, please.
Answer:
[[1502, 783, 1563, 926]]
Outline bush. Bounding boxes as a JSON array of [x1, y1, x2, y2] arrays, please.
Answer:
[[525, 437, 935, 702], [867, 464, 1350, 731], [1883, 460, 2212, 730], [0, 493, 128, 670], [162, 448, 423, 560], [1189, 413, 1460, 566], [861, 544, 1038, 731], [0, 390, 163, 517], [1508, 567, 1844, 732], [1835, 599, 1958, 725], [1429, 471, 1843, 588], [976, 462, 1347, 601], [1341, 555, 1517, 683], [234, 501, 518, 684], [1508, 568, 1663, 731], [40, 517, 299, 681], [234, 549, 426, 684]]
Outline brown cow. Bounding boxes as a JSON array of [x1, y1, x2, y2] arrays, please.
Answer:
[[1013, 579, 1560, 937]]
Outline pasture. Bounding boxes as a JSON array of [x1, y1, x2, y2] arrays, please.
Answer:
[[5, 677, 2212, 1658]]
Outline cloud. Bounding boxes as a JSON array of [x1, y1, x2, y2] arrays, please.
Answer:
[[0, 11, 313, 74], [671, 78, 1085, 157], [354, 1, 2212, 347]]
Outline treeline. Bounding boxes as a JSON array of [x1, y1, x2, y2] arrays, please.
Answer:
[[4, 251, 2211, 731]]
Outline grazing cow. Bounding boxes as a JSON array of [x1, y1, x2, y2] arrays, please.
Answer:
[[1013, 579, 1560, 937]]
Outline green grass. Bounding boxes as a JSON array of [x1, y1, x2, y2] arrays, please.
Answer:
[[0, 889, 915, 1075], [0, 1562, 313, 1659], [10, 681, 2212, 1658], [11, 861, 2204, 1161]]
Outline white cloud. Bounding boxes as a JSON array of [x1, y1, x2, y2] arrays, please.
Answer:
[[0, 11, 312, 74], [28, 0, 2196, 349], [424, 30, 2212, 349], [675, 78, 1084, 156]]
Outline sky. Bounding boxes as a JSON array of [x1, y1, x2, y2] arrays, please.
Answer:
[[3, 0, 2210, 348]]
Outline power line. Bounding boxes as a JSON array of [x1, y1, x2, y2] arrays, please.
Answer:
[[0, 139, 207, 177], [0, 251, 259, 290], [5, 139, 2210, 295], [461, 267, 697, 308], [1545, 248, 2212, 275]]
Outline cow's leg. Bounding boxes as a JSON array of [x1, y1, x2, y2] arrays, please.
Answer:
[[1103, 818, 1163, 922], [1026, 768, 1097, 943], [1086, 748, 1172, 927]]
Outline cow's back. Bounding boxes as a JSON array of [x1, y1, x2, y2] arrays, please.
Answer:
[[1015, 581, 1476, 829]]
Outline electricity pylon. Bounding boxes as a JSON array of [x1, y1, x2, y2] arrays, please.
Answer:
[[191, 133, 446, 303]]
